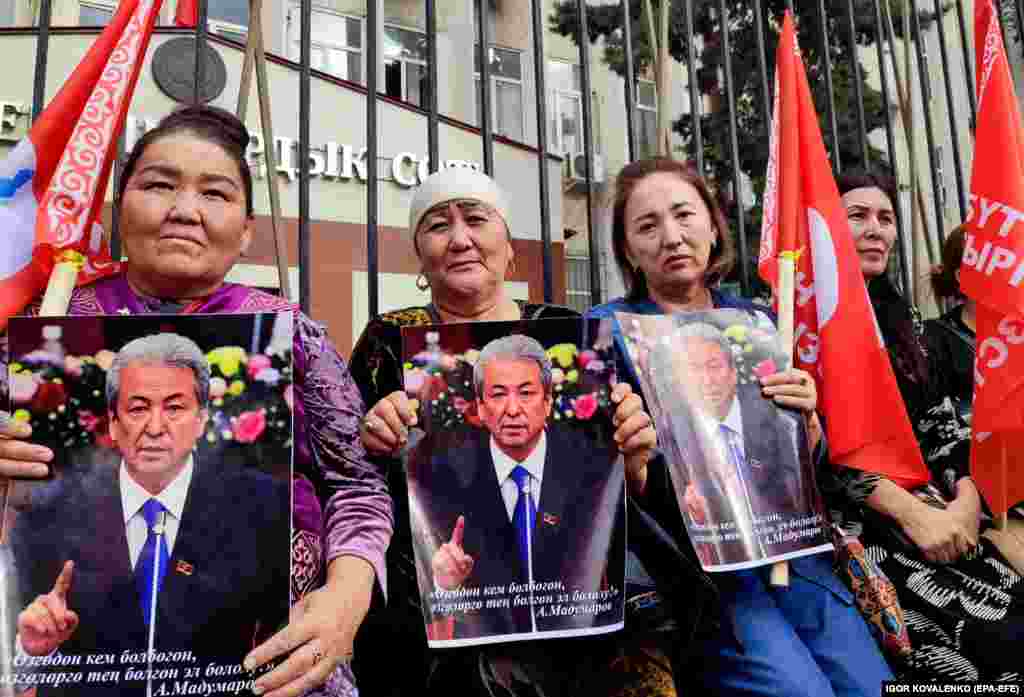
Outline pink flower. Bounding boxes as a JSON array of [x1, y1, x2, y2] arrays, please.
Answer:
[[404, 368, 426, 396], [577, 350, 597, 370], [9, 373, 39, 404], [95, 350, 116, 371], [247, 354, 272, 379], [453, 396, 470, 414], [283, 384, 295, 410], [573, 392, 599, 420], [233, 410, 267, 443], [752, 359, 777, 379], [209, 377, 228, 399], [78, 410, 100, 432], [64, 356, 85, 378]]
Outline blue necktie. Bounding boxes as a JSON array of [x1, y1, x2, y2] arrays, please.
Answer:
[[510, 465, 536, 582], [135, 498, 169, 627], [719, 424, 746, 479]]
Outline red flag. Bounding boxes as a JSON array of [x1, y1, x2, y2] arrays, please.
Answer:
[[758, 12, 929, 488], [962, 1, 1024, 514], [175, 0, 197, 27], [0, 0, 165, 328]]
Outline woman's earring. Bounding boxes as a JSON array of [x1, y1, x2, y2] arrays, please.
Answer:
[[416, 273, 431, 291]]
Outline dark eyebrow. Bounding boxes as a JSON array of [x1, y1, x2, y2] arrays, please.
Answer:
[[136, 163, 240, 191]]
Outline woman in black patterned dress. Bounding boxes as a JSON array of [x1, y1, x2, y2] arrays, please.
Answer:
[[820, 170, 1024, 682]]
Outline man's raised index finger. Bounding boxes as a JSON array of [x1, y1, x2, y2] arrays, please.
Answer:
[[52, 560, 74, 600]]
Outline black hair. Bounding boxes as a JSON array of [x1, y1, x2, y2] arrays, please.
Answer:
[[118, 104, 253, 216]]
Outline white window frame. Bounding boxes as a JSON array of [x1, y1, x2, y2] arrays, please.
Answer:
[[208, 17, 247, 42], [548, 61, 583, 157], [285, 5, 363, 83], [473, 45, 524, 141], [79, 0, 114, 25], [637, 79, 658, 158], [383, 23, 427, 107]]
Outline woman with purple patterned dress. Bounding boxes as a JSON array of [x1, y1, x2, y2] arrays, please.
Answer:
[[0, 105, 391, 697]]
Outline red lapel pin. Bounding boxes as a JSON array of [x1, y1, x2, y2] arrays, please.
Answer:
[[175, 560, 194, 576]]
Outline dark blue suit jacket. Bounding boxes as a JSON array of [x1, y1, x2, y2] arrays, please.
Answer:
[[416, 426, 624, 639], [10, 454, 290, 696]]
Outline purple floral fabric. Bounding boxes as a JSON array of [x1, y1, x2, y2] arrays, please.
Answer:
[[5, 274, 391, 697]]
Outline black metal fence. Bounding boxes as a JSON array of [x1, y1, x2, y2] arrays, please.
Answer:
[[19, 0, 1024, 317]]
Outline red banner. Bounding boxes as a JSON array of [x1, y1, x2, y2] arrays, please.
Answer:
[[964, 0, 1024, 514], [175, 0, 197, 27], [758, 12, 929, 488]]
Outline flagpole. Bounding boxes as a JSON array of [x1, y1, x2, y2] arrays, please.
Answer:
[[769, 252, 796, 588], [247, 0, 291, 301]]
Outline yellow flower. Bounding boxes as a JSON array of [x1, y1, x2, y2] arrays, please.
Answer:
[[8, 363, 22, 375], [723, 325, 748, 343], [12, 409, 30, 423], [566, 369, 579, 383], [547, 344, 578, 369], [228, 380, 246, 396], [207, 347, 247, 377]]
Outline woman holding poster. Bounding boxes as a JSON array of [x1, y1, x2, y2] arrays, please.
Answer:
[[348, 167, 668, 697], [822, 170, 1024, 682], [0, 105, 388, 697], [586, 157, 893, 697]]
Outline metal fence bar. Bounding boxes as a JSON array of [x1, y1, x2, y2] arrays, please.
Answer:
[[621, 0, 637, 163], [846, 0, 870, 167], [1016, 0, 1024, 58], [426, 0, 439, 173], [110, 133, 125, 261], [298, 0, 311, 313], [910, 0, 947, 247], [955, 0, 977, 128], [817, 0, 841, 173], [753, 0, 772, 144], [475, 0, 494, 175], [719, 0, 749, 296], [932, 0, 967, 221], [682, 0, 703, 173], [872, 0, 910, 293], [366, 0, 379, 318], [193, 0, 208, 104], [577, 0, 601, 305], [530, 0, 553, 302], [31, 0, 53, 121]]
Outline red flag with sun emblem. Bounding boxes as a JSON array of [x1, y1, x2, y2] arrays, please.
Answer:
[[960, 0, 1024, 515], [758, 12, 928, 487]]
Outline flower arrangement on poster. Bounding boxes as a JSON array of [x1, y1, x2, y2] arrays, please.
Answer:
[[9, 345, 293, 456], [619, 311, 784, 385], [403, 331, 617, 432]]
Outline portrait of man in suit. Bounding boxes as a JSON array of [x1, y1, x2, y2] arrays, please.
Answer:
[[10, 332, 289, 695], [648, 322, 817, 568], [423, 334, 623, 641]]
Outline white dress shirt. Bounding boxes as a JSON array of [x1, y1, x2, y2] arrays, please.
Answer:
[[694, 398, 763, 560], [490, 431, 547, 522], [120, 456, 194, 569]]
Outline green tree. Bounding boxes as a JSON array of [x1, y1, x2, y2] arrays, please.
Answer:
[[550, 0, 947, 291]]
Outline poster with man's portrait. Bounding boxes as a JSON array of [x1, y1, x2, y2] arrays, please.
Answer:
[[401, 318, 625, 648], [2, 313, 293, 696], [617, 309, 831, 572]]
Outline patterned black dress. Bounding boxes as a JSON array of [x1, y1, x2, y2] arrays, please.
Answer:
[[819, 280, 1024, 682]]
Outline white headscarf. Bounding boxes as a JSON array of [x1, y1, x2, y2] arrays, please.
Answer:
[[408, 167, 512, 236]]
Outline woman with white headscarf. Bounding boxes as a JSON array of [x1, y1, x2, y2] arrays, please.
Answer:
[[347, 167, 669, 697]]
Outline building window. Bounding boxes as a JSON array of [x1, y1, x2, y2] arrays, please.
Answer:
[[0, 0, 15, 26], [474, 46, 523, 141], [287, 7, 361, 84], [548, 61, 583, 157], [79, 0, 114, 26], [565, 256, 592, 314], [384, 25, 427, 108], [637, 79, 657, 159]]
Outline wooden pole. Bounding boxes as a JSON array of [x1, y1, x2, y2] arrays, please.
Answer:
[[770, 252, 796, 588], [246, 0, 291, 301]]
